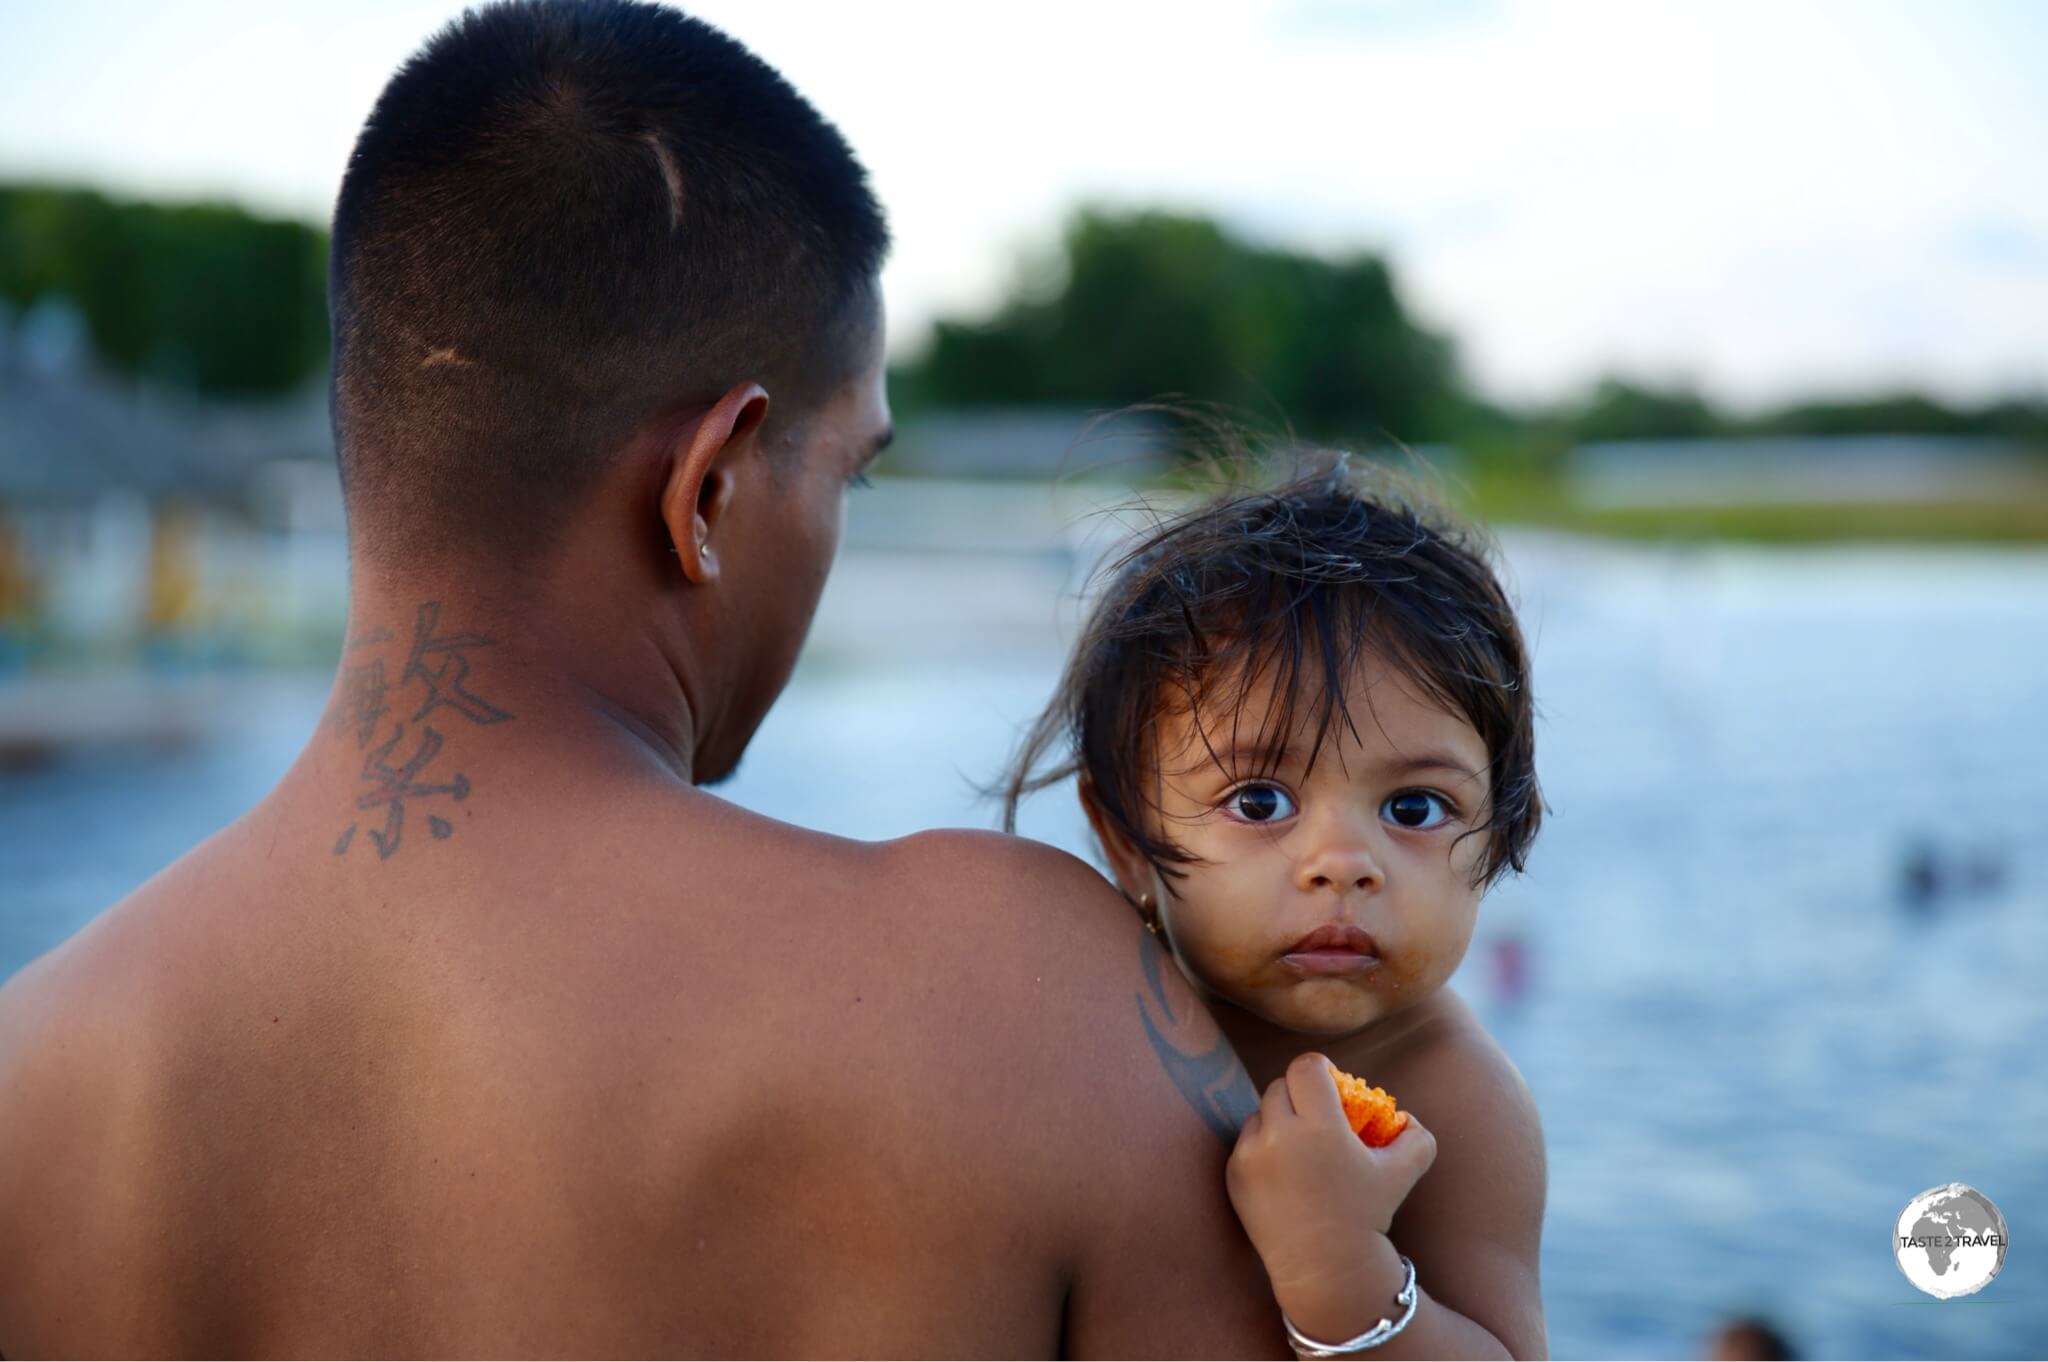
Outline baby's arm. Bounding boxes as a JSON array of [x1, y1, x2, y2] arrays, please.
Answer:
[[1227, 1050, 1547, 1359]]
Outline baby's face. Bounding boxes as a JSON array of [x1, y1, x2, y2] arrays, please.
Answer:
[[1141, 657, 1492, 1038]]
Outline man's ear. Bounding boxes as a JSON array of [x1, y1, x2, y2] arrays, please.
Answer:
[[1078, 774, 1160, 908], [659, 382, 770, 585]]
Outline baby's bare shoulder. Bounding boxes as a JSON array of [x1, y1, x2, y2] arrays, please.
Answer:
[[1386, 989, 1543, 1189], [1383, 990, 1549, 1358]]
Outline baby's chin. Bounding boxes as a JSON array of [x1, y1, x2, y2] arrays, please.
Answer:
[[1236, 984, 1386, 1038], [1183, 956, 1393, 1037]]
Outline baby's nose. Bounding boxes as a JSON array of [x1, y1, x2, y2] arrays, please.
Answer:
[[1295, 840, 1384, 894]]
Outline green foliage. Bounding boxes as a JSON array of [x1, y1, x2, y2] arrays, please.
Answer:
[[1543, 380, 2048, 449], [1568, 379, 1720, 442], [900, 208, 1463, 444], [897, 206, 2048, 459], [5, 180, 2042, 462], [0, 183, 328, 398], [1746, 392, 2048, 443]]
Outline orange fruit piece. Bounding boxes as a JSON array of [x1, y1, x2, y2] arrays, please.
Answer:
[[1328, 1061, 1410, 1148]]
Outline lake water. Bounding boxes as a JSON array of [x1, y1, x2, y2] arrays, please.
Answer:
[[3, 500, 2045, 1360]]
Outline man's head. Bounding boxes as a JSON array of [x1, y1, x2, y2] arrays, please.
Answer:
[[330, 0, 888, 567], [329, 0, 892, 778]]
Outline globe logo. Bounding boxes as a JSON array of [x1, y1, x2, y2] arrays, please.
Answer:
[[1894, 1183, 2007, 1299]]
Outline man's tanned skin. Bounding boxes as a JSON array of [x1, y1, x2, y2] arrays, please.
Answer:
[[0, 8, 1283, 1355], [0, 341, 1281, 1360]]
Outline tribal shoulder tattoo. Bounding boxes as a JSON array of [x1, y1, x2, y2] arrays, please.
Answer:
[[1135, 927, 1259, 1145]]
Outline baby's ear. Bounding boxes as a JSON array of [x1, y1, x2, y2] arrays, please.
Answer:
[[1077, 775, 1157, 906]]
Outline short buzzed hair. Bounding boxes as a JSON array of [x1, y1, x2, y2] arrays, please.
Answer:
[[330, 0, 889, 566]]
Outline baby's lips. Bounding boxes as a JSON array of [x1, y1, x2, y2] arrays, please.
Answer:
[[1326, 1061, 1411, 1148]]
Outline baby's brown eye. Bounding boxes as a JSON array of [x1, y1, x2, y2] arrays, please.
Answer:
[[1227, 784, 1294, 822], [1384, 791, 1451, 829]]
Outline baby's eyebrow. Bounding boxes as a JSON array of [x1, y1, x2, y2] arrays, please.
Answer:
[[1378, 751, 1486, 783], [1212, 741, 1306, 771], [1202, 742, 1486, 786], [1212, 749, 1490, 782]]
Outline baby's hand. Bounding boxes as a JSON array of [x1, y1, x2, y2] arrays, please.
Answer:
[[1225, 1052, 1436, 1326]]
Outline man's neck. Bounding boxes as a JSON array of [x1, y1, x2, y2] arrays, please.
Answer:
[[325, 576, 703, 790]]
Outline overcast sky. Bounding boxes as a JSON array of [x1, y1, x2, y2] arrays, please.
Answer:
[[4, 0, 2043, 408]]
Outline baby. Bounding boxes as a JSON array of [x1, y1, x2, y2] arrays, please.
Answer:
[[1004, 454, 1549, 1357]]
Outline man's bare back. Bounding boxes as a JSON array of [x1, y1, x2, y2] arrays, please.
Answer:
[[0, 606, 1277, 1356], [0, 6, 1288, 1353]]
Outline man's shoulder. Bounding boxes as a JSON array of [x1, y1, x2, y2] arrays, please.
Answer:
[[876, 824, 1092, 875], [626, 798, 1109, 909], [0, 864, 203, 1145], [0, 869, 168, 1042], [873, 829, 1256, 1130], [0, 893, 147, 1227], [865, 836, 1281, 1355], [875, 828, 1118, 915], [636, 807, 1136, 959], [870, 829, 1159, 987]]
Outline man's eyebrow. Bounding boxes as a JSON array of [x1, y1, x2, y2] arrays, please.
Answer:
[[859, 426, 895, 465]]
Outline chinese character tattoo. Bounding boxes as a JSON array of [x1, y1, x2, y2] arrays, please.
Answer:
[[329, 603, 511, 861]]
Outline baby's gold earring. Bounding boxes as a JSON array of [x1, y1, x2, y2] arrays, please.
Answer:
[[1138, 891, 1162, 937]]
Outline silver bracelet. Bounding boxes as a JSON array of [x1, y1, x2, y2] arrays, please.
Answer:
[[1281, 1254, 1419, 1358]]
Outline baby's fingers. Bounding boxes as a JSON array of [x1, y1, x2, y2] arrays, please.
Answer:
[[1283, 1051, 1347, 1131], [1382, 1112, 1438, 1176], [1229, 1075, 1295, 1167], [1258, 1071, 1298, 1126]]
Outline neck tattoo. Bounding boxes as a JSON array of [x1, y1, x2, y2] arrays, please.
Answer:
[[325, 601, 514, 861]]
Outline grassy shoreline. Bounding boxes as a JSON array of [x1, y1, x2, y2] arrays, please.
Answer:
[[1459, 467, 2048, 545]]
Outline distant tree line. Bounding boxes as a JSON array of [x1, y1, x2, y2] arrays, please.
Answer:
[[1521, 378, 2048, 448], [896, 207, 2048, 452], [891, 209, 1465, 443], [0, 183, 327, 398], [3, 184, 2042, 447]]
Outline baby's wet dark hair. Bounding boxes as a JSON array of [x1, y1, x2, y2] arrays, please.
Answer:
[[1000, 450, 1542, 889]]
